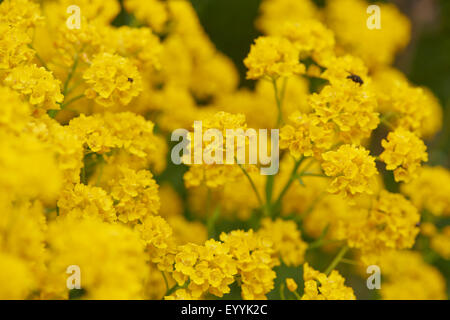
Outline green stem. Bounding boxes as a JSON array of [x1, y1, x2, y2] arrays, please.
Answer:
[[60, 94, 85, 109], [297, 173, 328, 178], [324, 245, 349, 275], [273, 157, 305, 212], [272, 78, 285, 127], [207, 206, 220, 238], [237, 163, 264, 208], [292, 291, 302, 300], [165, 281, 189, 297], [279, 283, 286, 300], [63, 54, 79, 96], [161, 271, 169, 293], [264, 174, 275, 216]]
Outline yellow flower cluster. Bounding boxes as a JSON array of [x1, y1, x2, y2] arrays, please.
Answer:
[[380, 128, 428, 182], [302, 263, 356, 300], [0, 0, 447, 301], [183, 111, 254, 189], [338, 191, 420, 264], [244, 36, 305, 80], [45, 216, 148, 299], [401, 166, 450, 217], [258, 218, 307, 267], [83, 53, 143, 107], [5, 64, 64, 114], [325, 0, 410, 68], [321, 145, 378, 199], [378, 251, 446, 300]]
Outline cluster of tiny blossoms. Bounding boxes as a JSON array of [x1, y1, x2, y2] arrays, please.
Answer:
[[0, 0, 448, 301]]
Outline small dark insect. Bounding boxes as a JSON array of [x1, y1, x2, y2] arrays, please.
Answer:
[[128, 77, 134, 83], [416, 222, 421, 227], [346, 72, 364, 86]]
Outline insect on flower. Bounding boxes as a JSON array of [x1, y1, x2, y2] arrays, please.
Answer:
[[346, 72, 364, 86]]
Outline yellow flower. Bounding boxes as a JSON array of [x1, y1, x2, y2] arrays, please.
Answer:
[[380, 128, 428, 182], [109, 166, 160, 223], [220, 230, 277, 300], [69, 112, 159, 162], [372, 68, 440, 137], [0, 130, 62, 201], [0, 253, 35, 300], [0, 86, 31, 133], [183, 111, 257, 189], [430, 227, 450, 260], [257, 0, 319, 35], [0, 0, 43, 31], [286, 278, 298, 292], [83, 53, 142, 107], [107, 26, 162, 72], [45, 216, 148, 299], [325, 0, 410, 68], [322, 145, 378, 199], [309, 80, 380, 144], [57, 184, 117, 222], [4, 64, 64, 113], [281, 20, 335, 65], [0, 22, 34, 69], [280, 112, 335, 158], [338, 191, 420, 264], [172, 240, 237, 298], [124, 0, 168, 33], [378, 250, 446, 300], [301, 263, 356, 300], [244, 36, 305, 80], [258, 218, 307, 267], [401, 166, 450, 217]]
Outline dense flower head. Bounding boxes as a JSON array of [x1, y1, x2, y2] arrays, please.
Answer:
[[220, 230, 277, 300], [373, 69, 441, 137], [183, 111, 257, 189], [0, 86, 31, 133], [108, 166, 160, 223], [302, 263, 356, 300], [4, 64, 64, 114], [0, 0, 43, 31], [257, 218, 307, 267], [308, 80, 380, 144], [170, 240, 237, 298], [380, 128, 428, 182], [107, 26, 162, 72], [57, 184, 117, 222], [321, 145, 378, 199], [244, 36, 305, 80], [0, 252, 36, 299], [0, 22, 35, 69], [378, 250, 447, 300], [83, 53, 142, 107], [257, 0, 319, 35], [0, 0, 447, 302], [68, 112, 158, 161], [280, 20, 335, 65], [280, 112, 335, 158], [429, 227, 450, 260], [401, 166, 450, 217], [0, 130, 62, 201], [124, 0, 168, 33], [45, 216, 148, 299], [325, 0, 411, 68], [338, 191, 420, 264]]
